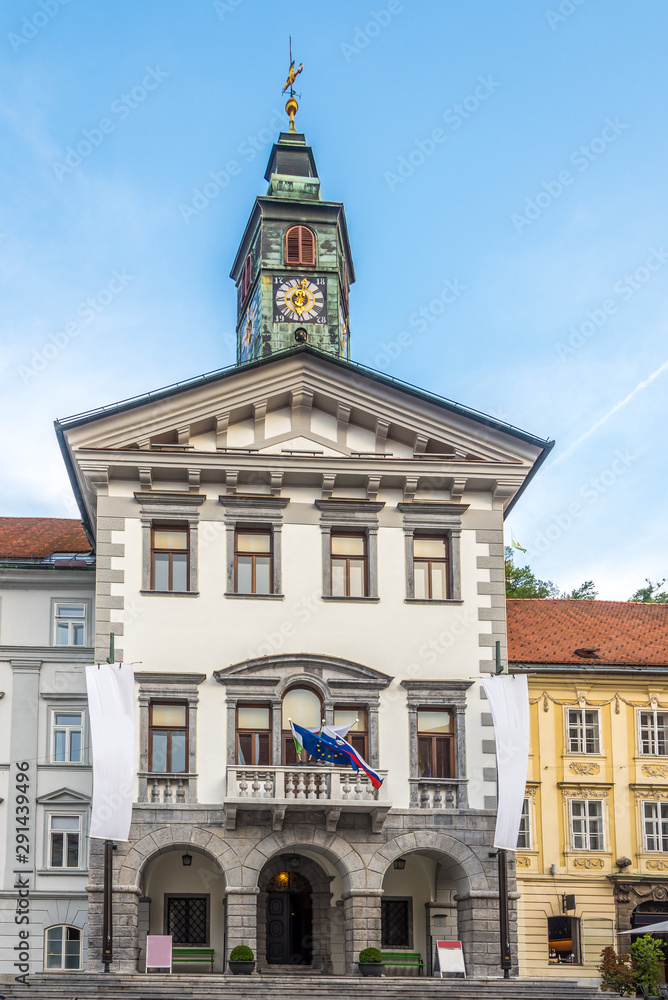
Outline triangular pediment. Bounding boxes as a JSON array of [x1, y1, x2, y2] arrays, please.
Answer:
[[60, 349, 547, 467], [36, 786, 91, 806]]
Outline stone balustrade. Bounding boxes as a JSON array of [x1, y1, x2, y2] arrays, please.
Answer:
[[410, 777, 466, 809], [226, 765, 387, 803]]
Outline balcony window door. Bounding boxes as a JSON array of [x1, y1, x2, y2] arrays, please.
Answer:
[[236, 705, 271, 766], [333, 707, 368, 760], [282, 687, 322, 764]]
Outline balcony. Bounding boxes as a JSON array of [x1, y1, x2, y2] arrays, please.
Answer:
[[409, 777, 467, 809], [225, 765, 390, 833]]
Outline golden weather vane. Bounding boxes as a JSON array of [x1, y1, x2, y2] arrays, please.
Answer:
[[282, 36, 303, 133]]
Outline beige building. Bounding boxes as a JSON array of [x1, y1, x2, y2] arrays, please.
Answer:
[[508, 597, 668, 983]]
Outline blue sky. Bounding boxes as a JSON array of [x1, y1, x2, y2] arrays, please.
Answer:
[[1, 0, 667, 599]]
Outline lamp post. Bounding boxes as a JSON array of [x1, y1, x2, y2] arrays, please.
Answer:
[[497, 849, 512, 978], [102, 840, 113, 972]]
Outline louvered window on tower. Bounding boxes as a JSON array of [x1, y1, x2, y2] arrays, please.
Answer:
[[240, 253, 252, 304], [285, 225, 316, 266]]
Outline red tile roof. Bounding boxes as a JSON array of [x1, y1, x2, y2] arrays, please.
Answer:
[[0, 517, 91, 559], [507, 598, 668, 667]]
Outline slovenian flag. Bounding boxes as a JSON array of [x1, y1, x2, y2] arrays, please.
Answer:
[[511, 532, 526, 553], [321, 726, 383, 789]]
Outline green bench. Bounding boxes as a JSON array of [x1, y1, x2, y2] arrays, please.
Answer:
[[172, 947, 215, 972], [381, 951, 424, 975]]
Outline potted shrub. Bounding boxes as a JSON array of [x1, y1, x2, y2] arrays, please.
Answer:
[[598, 945, 635, 996], [358, 947, 384, 977], [229, 945, 255, 975]]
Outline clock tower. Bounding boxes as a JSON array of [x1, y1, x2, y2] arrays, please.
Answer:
[[230, 119, 355, 364]]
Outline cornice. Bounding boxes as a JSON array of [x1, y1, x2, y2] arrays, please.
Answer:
[[315, 499, 385, 513], [0, 646, 93, 664], [402, 680, 474, 691], [0, 567, 94, 589], [398, 502, 470, 515], [134, 492, 206, 506], [134, 672, 206, 686], [218, 495, 290, 510]]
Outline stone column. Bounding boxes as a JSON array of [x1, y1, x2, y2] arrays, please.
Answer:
[[225, 886, 260, 965], [341, 888, 383, 975], [87, 838, 141, 972], [456, 888, 519, 978]]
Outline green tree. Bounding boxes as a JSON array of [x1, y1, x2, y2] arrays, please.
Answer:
[[629, 933, 665, 996], [505, 547, 559, 599], [563, 580, 598, 600], [629, 578, 668, 603]]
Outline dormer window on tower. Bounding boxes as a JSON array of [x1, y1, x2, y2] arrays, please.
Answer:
[[285, 225, 316, 266]]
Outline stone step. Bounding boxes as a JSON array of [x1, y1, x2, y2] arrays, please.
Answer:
[[0, 973, 617, 1000]]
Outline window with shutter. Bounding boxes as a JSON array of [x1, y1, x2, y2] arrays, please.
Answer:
[[285, 225, 316, 266]]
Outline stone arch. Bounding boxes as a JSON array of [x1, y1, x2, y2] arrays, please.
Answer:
[[238, 826, 366, 892], [257, 852, 334, 972], [117, 825, 240, 888], [366, 830, 489, 892]]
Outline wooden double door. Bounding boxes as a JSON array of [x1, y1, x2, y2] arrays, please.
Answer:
[[266, 890, 313, 965]]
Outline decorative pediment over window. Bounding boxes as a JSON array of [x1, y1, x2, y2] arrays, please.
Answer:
[[214, 653, 393, 696], [36, 787, 91, 806]]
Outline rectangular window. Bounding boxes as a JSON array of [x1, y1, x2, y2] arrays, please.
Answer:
[[166, 895, 208, 946], [381, 898, 411, 948], [639, 711, 668, 756], [236, 705, 271, 765], [54, 603, 86, 646], [643, 801, 668, 852], [331, 533, 367, 598], [151, 526, 189, 592], [413, 536, 450, 600], [149, 702, 188, 773], [548, 915, 581, 965], [334, 707, 368, 760], [234, 529, 272, 595], [567, 709, 600, 754], [49, 815, 81, 869], [52, 711, 83, 764], [570, 799, 604, 851], [517, 797, 531, 849], [417, 709, 454, 779]]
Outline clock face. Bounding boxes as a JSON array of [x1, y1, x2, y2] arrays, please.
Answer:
[[273, 275, 327, 324]]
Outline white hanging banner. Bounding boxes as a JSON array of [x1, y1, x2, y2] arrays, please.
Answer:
[[481, 675, 530, 851], [85, 664, 136, 841]]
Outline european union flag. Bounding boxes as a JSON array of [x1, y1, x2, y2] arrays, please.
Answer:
[[290, 721, 352, 767]]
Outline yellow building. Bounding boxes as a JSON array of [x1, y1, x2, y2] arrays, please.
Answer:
[[508, 598, 668, 983]]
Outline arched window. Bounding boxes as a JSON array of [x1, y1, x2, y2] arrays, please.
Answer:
[[281, 686, 321, 763], [45, 925, 81, 970], [285, 225, 316, 266]]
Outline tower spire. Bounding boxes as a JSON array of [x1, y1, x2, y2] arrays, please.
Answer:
[[282, 37, 303, 134]]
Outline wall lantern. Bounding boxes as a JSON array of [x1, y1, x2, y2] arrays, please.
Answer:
[[182, 853, 193, 867], [393, 858, 406, 870]]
